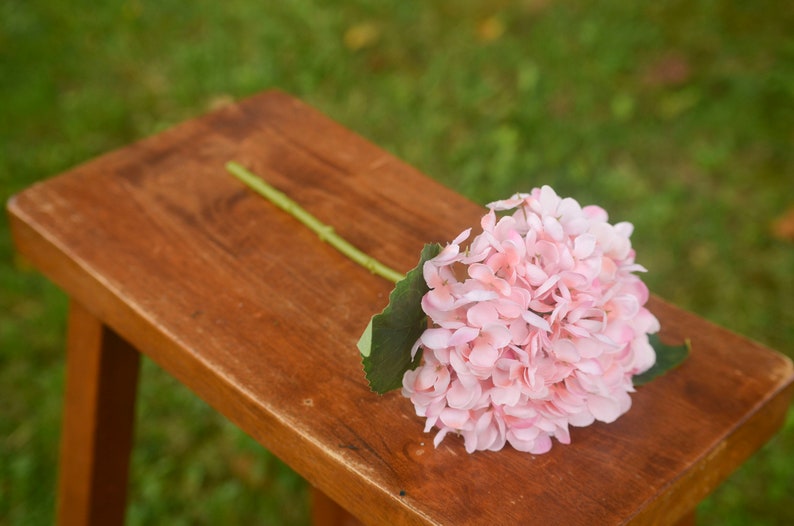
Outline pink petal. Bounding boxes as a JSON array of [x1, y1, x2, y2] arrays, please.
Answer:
[[440, 407, 471, 429], [530, 434, 553, 454], [543, 215, 565, 241], [469, 341, 500, 368], [490, 384, 522, 406], [553, 338, 580, 362], [522, 310, 551, 332], [466, 301, 499, 327], [433, 427, 450, 447], [483, 323, 512, 348], [573, 233, 596, 259], [446, 379, 482, 409], [535, 274, 560, 297], [538, 185, 560, 214], [420, 328, 452, 349], [586, 395, 621, 423], [448, 326, 480, 347], [577, 359, 604, 376]]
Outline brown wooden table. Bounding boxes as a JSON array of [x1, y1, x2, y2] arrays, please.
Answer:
[[8, 90, 794, 525]]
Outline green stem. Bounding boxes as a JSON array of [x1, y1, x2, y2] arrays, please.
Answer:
[[226, 161, 406, 284]]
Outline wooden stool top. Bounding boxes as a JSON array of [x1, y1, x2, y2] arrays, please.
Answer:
[[8, 90, 793, 525]]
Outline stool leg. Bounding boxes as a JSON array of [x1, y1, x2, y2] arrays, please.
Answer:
[[56, 300, 140, 526], [311, 487, 363, 526]]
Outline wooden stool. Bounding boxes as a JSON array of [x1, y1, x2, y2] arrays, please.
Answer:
[[8, 91, 793, 525]]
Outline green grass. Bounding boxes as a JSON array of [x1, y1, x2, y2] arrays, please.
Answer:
[[2, 1, 793, 524]]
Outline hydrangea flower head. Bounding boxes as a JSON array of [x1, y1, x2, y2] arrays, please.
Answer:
[[402, 186, 659, 454]]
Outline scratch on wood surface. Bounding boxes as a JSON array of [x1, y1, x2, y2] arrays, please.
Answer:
[[367, 154, 391, 171]]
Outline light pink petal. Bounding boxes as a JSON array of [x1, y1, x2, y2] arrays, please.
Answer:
[[542, 215, 565, 241], [432, 243, 461, 266], [554, 423, 571, 444], [576, 359, 604, 376], [490, 384, 522, 406], [538, 185, 560, 214], [610, 294, 640, 320], [424, 288, 455, 311], [568, 410, 595, 427], [583, 204, 608, 222], [535, 274, 560, 298], [629, 336, 656, 374], [511, 427, 551, 454], [449, 349, 470, 376], [420, 328, 452, 349], [433, 427, 450, 448], [586, 395, 622, 423], [508, 423, 541, 442], [480, 209, 497, 232], [440, 407, 471, 429], [446, 379, 482, 409], [564, 324, 590, 338], [560, 271, 588, 289], [553, 338, 580, 362], [457, 288, 500, 304], [557, 196, 582, 220], [448, 326, 480, 347], [410, 337, 423, 359], [575, 338, 605, 359], [469, 341, 500, 369], [466, 301, 499, 327], [484, 323, 512, 348], [573, 233, 597, 259], [494, 297, 525, 319], [614, 221, 634, 238], [487, 193, 529, 211], [524, 263, 548, 285], [494, 215, 519, 240], [491, 364, 513, 388], [535, 241, 560, 268], [509, 319, 530, 345], [522, 310, 551, 332], [415, 364, 449, 392], [529, 435, 551, 455]]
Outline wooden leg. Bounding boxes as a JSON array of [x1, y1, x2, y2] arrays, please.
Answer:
[[311, 487, 363, 526], [675, 511, 697, 526], [56, 300, 140, 526]]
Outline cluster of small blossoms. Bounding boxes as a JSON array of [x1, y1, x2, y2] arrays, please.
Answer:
[[402, 186, 659, 454]]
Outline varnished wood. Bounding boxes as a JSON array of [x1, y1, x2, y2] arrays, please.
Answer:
[[673, 512, 696, 526], [7, 90, 794, 525], [57, 300, 140, 525], [312, 487, 363, 526]]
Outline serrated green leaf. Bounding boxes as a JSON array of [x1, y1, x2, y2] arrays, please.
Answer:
[[633, 334, 691, 386], [360, 243, 442, 394]]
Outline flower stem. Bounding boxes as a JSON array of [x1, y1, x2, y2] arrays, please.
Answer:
[[226, 161, 406, 284]]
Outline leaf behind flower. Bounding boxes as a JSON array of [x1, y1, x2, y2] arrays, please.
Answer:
[[633, 334, 691, 386], [359, 243, 442, 394]]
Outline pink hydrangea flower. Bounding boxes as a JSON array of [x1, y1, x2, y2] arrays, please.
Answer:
[[402, 186, 659, 454]]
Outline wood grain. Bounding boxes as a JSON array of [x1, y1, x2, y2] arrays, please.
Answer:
[[312, 487, 363, 526], [57, 300, 140, 525], [8, 90, 794, 525]]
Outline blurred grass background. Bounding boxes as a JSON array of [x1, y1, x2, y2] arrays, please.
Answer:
[[2, 0, 793, 524]]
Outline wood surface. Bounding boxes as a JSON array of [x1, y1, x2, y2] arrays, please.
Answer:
[[8, 90, 794, 525], [57, 300, 140, 525], [312, 487, 363, 526]]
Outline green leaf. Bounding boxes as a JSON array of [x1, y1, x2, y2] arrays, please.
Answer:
[[359, 243, 442, 394], [633, 334, 691, 386], [358, 318, 373, 357]]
